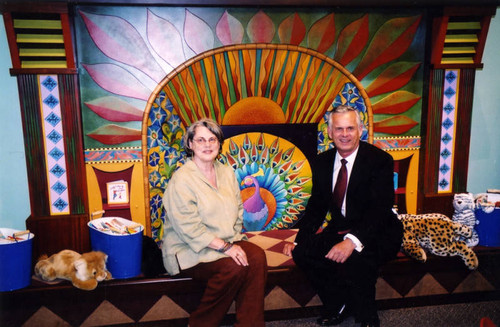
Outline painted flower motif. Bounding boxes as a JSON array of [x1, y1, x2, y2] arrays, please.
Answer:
[[150, 194, 163, 211], [317, 130, 333, 153], [149, 151, 160, 167], [164, 147, 180, 166], [148, 126, 163, 147], [149, 170, 163, 188], [340, 82, 360, 104], [150, 201, 162, 221], [150, 106, 167, 126], [168, 115, 181, 134]]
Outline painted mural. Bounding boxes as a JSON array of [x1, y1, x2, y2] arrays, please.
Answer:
[[74, 6, 426, 240]]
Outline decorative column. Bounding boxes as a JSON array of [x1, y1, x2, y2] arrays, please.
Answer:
[[419, 6, 494, 215], [2, 3, 90, 258]]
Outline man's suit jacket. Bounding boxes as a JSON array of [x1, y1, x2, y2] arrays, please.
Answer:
[[295, 141, 403, 263]]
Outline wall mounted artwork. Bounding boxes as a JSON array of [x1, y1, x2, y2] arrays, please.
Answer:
[[74, 6, 426, 239]]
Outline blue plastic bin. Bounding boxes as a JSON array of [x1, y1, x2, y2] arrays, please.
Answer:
[[88, 217, 143, 279], [0, 228, 34, 292], [475, 208, 500, 247]]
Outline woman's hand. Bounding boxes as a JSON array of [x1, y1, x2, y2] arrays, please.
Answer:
[[225, 244, 248, 266], [283, 242, 295, 257]]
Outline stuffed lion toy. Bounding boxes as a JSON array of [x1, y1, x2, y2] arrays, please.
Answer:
[[398, 213, 478, 270], [35, 249, 112, 290]]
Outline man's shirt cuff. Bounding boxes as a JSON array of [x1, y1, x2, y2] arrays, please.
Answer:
[[344, 233, 364, 252]]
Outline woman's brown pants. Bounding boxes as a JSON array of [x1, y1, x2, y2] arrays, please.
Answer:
[[181, 241, 267, 327]]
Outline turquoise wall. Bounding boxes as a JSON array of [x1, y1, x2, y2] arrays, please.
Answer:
[[0, 15, 30, 230], [0, 10, 498, 230], [468, 7, 500, 194]]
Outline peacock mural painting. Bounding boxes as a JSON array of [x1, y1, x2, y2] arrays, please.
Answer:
[[75, 6, 425, 241], [241, 169, 271, 231]]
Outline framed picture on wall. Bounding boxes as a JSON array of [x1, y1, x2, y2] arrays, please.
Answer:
[[106, 180, 129, 204]]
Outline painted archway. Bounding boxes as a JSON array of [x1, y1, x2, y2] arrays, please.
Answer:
[[141, 44, 372, 241]]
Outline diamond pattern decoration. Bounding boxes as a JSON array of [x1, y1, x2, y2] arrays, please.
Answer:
[[443, 103, 455, 114], [51, 181, 67, 195], [438, 70, 458, 192], [43, 94, 59, 109], [50, 164, 65, 178], [39, 75, 69, 214], [440, 148, 451, 160], [45, 112, 61, 127], [439, 178, 450, 189], [52, 198, 68, 211], [49, 147, 64, 161], [445, 70, 457, 83], [442, 118, 453, 130], [441, 133, 452, 144], [47, 130, 62, 144], [444, 86, 456, 99], [439, 164, 450, 174], [41, 75, 58, 91]]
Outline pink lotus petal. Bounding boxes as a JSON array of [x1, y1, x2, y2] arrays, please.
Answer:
[[216, 10, 244, 45], [247, 10, 275, 43], [80, 10, 165, 83], [184, 9, 214, 54], [147, 10, 186, 68], [85, 96, 144, 122], [83, 63, 152, 101], [87, 124, 141, 145]]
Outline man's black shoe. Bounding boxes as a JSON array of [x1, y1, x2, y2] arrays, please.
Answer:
[[316, 304, 351, 326], [358, 314, 380, 327]]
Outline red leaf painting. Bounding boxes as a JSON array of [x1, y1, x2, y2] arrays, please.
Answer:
[[372, 91, 421, 114], [334, 14, 369, 67], [353, 15, 422, 80], [307, 13, 335, 53], [366, 62, 421, 97], [373, 115, 418, 134], [278, 13, 306, 45]]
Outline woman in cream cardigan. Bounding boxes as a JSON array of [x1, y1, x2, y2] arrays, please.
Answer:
[[162, 118, 267, 327]]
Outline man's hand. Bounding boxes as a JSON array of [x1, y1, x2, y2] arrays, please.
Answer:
[[283, 242, 295, 257], [325, 238, 355, 263]]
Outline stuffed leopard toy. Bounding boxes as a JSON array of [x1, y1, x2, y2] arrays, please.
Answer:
[[399, 213, 478, 270]]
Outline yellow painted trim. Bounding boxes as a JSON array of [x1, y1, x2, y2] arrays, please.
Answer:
[[19, 48, 66, 57], [444, 34, 479, 43], [447, 22, 481, 30], [13, 19, 62, 29], [21, 61, 67, 68], [389, 149, 419, 214], [442, 46, 476, 54], [440, 57, 475, 64], [16, 34, 64, 43]]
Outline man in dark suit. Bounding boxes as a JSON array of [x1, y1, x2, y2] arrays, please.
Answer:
[[283, 105, 403, 327]]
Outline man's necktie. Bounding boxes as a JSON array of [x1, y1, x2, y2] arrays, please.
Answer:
[[332, 159, 347, 209]]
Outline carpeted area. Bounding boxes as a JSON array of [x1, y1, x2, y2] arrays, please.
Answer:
[[261, 301, 500, 327]]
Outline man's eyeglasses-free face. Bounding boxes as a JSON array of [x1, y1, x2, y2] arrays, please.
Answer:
[[193, 137, 218, 145]]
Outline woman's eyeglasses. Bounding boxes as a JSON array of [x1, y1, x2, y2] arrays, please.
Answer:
[[193, 137, 218, 145]]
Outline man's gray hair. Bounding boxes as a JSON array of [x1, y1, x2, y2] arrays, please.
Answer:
[[329, 104, 363, 128]]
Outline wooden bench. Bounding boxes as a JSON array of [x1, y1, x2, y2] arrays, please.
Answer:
[[1, 230, 499, 327]]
